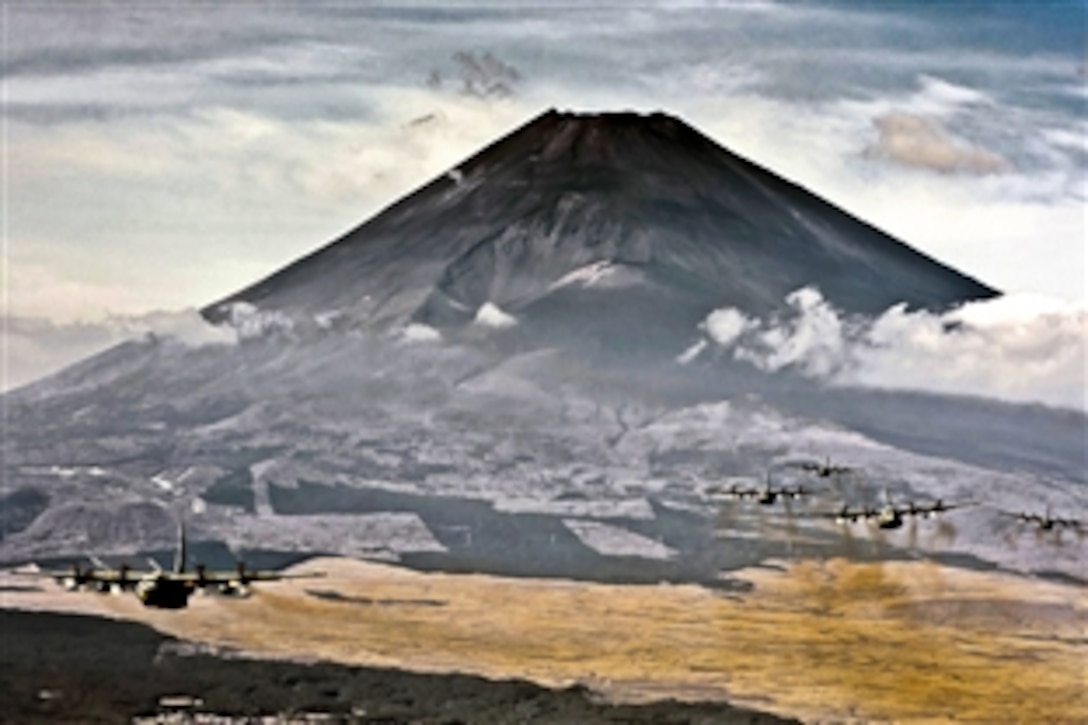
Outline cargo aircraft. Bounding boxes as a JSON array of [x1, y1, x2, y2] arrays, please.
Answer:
[[1001, 508, 1083, 532], [31, 524, 323, 609], [823, 496, 972, 530], [706, 478, 819, 506], [787, 456, 855, 478]]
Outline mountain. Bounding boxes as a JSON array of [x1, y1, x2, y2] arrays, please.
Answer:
[[5, 110, 1083, 587], [203, 110, 997, 353]]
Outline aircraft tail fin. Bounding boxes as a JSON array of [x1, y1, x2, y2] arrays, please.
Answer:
[[173, 520, 187, 574]]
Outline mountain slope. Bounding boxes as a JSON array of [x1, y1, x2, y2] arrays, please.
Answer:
[[13, 110, 1082, 588], [203, 110, 998, 344]]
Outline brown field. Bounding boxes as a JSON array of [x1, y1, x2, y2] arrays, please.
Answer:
[[3, 557, 1086, 723]]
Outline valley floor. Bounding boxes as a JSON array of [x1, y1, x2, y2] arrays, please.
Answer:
[[1, 557, 1085, 723]]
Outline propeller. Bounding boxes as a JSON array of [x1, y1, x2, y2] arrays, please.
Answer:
[[113, 564, 133, 594], [831, 503, 853, 525], [195, 563, 211, 589], [60, 562, 86, 591], [218, 561, 252, 597]]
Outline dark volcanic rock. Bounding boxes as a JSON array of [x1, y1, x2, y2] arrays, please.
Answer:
[[204, 109, 997, 352], [0, 609, 797, 724]]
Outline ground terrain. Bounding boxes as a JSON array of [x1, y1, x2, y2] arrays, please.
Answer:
[[2, 556, 1084, 723]]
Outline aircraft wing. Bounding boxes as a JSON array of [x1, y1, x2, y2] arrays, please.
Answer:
[[15, 565, 152, 591], [78, 569, 145, 583], [817, 507, 869, 521], [166, 569, 326, 585], [25, 567, 148, 582], [786, 461, 821, 471], [785, 460, 852, 473], [998, 510, 1036, 522], [705, 485, 759, 498], [919, 500, 975, 515]]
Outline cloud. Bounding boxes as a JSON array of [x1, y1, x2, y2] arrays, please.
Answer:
[[676, 339, 708, 364], [474, 302, 518, 329], [699, 289, 1088, 411], [733, 289, 850, 378], [702, 308, 752, 347], [8, 89, 540, 321], [907, 75, 994, 115], [222, 302, 296, 339], [685, 69, 1083, 302], [3, 310, 234, 391], [867, 112, 1007, 174], [428, 51, 523, 99], [3, 300, 382, 391]]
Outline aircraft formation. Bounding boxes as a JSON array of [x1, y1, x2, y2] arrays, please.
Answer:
[[705, 456, 1083, 543], [27, 523, 323, 609], [18, 457, 1082, 609]]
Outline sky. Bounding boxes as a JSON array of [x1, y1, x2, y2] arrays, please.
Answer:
[[3, 0, 1087, 395]]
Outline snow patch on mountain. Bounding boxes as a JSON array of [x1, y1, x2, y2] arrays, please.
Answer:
[[548, 261, 616, 291], [401, 323, 442, 343], [314, 309, 347, 330], [151, 475, 174, 492]]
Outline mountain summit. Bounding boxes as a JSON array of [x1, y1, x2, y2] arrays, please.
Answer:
[[206, 109, 996, 345]]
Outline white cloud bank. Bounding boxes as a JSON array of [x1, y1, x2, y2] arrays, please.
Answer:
[[697, 289, 1088, 411]]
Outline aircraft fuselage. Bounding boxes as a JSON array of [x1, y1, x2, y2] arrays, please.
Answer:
[[757, 490, 778, 505], [135, 577, 195, 609], [876, 507, 904, 530]]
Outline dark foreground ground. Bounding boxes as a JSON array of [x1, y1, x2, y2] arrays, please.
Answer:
[[0, 609, 795, 725]]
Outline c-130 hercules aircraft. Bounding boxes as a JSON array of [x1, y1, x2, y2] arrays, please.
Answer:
[[34, 523, 323, 609]]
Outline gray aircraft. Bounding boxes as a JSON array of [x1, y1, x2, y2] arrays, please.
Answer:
[[1001, 508, 1083, 533], [822, 495, 972, 530], [787, 456, 855, 478], [707, 477, 819, 506], [33, 523, 323, 609]]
